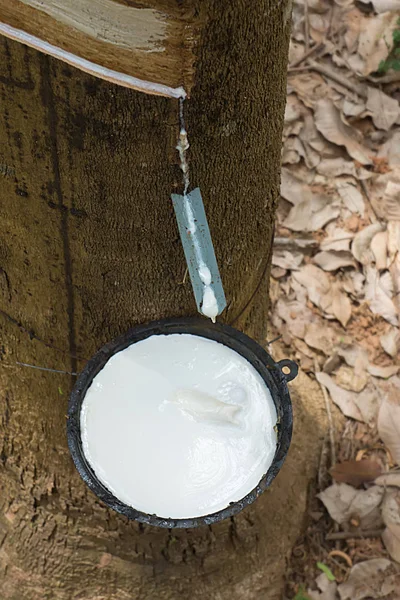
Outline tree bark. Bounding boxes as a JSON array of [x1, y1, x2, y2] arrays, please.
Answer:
[[0, 0, 197, 96], [0, 2, 325, 599]]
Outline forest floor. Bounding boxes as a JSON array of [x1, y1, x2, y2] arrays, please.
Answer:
[[275, 1, 400, 598]]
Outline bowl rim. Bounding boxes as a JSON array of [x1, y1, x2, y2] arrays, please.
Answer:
[[67, 317, 295, 528]]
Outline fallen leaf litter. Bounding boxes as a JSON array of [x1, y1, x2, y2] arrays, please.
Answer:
[[278, 1, 400, 597]]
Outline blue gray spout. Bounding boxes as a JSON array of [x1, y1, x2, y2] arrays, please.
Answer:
[[171, 187, 227, 321]]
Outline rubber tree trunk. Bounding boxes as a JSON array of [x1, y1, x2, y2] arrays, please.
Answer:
[[0, 2, 320, 599]]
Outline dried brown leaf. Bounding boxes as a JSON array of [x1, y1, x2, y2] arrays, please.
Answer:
[[367, 0, 400, 11], [318, 482, 384, 527], [270, 266, 286, 279], [272, 250, 303, 270], [381, 490, 400, 563], [375, 472, 400, 488], [331, 460, 382, 487], [371, 231, 388, 271], [380, 270, 395, 298], [365, 266, 399, 326], [331, 285, 352, 327], [280, 168, 311, 205], [383, 181, 400, 222], [327, 366, 380, 423], [309, 12, 330, 43], [342, 271, 365, 298], [366, 87, 400, 131], [314, 251, 356, 271], [314, 99, 373, 165], [344, 7, 362, 52], [338, 558, 395, 600], [382, 490, 400, 527], [289, 72, 332, 109], [336, 364, 368, 392], [288, 40, 305, 65], [358, 12, 399, 75], [370, 173, 400, 221], [275, 298, 314, 340], [293, 337, 316, 359], [282, 136, 306, 166], [346, 51, 366, 74], [320, 226, 354, 252], [317, 157, 359, 178], [310, 202, 341, 231], [354, 383, 382, 425], [308, 573, 338, 600], [300, 112, 328, 153], [284, 94, 302, 124], [388, 221, 400, 265], [316, 372, 364, 421], [323, 353, 342, 374], [380, 327, 400, 358], [337, 181, 365, 216], [367, 364, 399, 378], [304, 322, 337, 354], [293, 264, 331, 309], [382, 525, 400, 563], [298, 114, 326, 169], [336, 344, 369, 371], [378, 386, 400, 465], [283, 196, 340, 232], [352, 223, 384, 266], [342, 97, 366, 117], [378, 131, 400, 168], [390, 254, 400, 318], [291, 277, 309, 304]]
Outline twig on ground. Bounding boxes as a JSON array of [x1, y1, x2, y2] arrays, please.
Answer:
[[314, 359, 336, 467], [318, 435, 330, 491], [289, 42, 325, 69], [308, 60, 368, 99], [327, 555, 348, 579], [288, 65, 311, 75], [341, 419, 355, 462], [274, 237, 318, 250], [326, 529, 384, 541], [288, 65, 313, 74], [309, 537, 348, 577], [304, 0, 310, 54], [360, 179, 382, 225]]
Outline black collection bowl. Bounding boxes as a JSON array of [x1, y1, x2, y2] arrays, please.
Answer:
[[67, 317, 297, 528]]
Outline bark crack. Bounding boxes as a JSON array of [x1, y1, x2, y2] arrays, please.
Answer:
[[39, 54, 77, 378]]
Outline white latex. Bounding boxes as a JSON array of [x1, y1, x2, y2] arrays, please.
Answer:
[[81, 333, 277, 519], [0, 24, 186, 99], [198, 265, 218, 322]]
